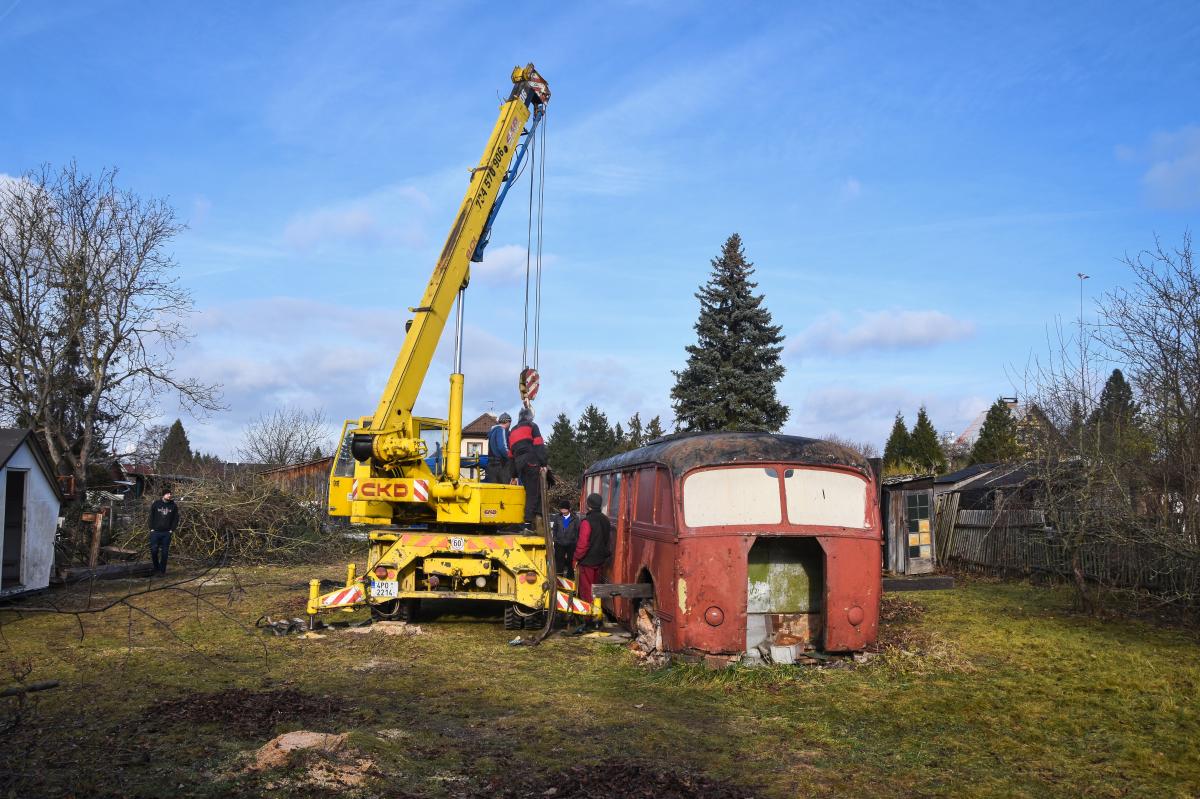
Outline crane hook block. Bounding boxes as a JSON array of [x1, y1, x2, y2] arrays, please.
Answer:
[[520, 368, 540, 402]]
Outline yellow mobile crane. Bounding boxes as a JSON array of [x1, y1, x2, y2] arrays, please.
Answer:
[[306, 64, 594, 631]]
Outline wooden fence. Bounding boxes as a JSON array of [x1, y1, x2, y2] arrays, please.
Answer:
[[940, 507, 1200, 600]]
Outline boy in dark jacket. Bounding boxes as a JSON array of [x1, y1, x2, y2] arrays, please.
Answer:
[[551, 502, 579, 578], [508, 407, 548, 527], [148, 489, 180, 575]]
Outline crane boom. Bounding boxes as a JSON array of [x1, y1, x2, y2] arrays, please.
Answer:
[[369, 66, 549, 432], [329, 64, 550, 528]]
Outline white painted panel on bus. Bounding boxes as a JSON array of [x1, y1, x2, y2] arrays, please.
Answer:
[[784, 469, 868, 528], [682, 468, 782, 527]]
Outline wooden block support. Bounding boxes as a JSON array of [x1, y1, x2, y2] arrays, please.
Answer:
[[590, 583, 655, 600]]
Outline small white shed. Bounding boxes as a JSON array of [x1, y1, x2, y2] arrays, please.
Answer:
[[0, 429, 64, 597]]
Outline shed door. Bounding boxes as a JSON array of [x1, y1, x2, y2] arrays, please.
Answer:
[[899, 489, 934, 575], [2, 470, 26, 589]]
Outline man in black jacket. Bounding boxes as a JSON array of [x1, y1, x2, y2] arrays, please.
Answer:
[[508, 407, 548, 528], [148, 489, 180, 575], [572, 492, 611, 613]]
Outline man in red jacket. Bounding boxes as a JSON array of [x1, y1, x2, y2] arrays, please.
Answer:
[[573, 492, 611, 611]]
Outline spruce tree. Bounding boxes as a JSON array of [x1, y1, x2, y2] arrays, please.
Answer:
[[311, 446, 324, 460], [1089, 369, 1140, 458], [969, 399, 1020, 464], [546, 413, 584, 488], [882, 412, 911, 467], [909, 406, 947, 473], [626, 413, 644, 450], [671, 234, 788, 432], [645, 416, 666, 442], [575, 405, 618, 468], [158, 419, 193, 472]]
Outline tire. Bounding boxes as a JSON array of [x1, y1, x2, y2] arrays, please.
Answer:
[[522, 610, 547, 630], [503, 604, 523, 630]]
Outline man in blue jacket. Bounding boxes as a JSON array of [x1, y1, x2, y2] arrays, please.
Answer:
[[485, 412, 511, 483]]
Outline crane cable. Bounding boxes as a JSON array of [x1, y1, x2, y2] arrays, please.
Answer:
[[521, 110, 546, 373]]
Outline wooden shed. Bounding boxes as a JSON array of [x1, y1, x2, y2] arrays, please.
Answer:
[[882, 474, 936, 575], [0, 429, 64, 597]]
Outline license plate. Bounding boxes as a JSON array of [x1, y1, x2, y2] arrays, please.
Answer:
[[449, 537, 465, 552], [372, 580, 398, 598]]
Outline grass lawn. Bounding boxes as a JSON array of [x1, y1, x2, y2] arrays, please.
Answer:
[[0, 560, 1197, 798]]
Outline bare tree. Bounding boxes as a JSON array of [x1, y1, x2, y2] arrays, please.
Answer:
[[237, 407, 331, 467], [0, 163, 221, 512], [130, 423, 169, 468], [821, 434, 879, 460], [1017, 233, 1200, 614]]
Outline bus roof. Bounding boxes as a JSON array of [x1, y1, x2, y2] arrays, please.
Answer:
[[584, 431, 873, 478]]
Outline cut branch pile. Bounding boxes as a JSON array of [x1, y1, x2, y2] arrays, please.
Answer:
[[116, 477, 341, 564]]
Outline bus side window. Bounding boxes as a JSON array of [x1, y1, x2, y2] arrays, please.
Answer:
[[635, 468, 655, 523], [610, 473, 622, 517], [654, 467, 675, 527]]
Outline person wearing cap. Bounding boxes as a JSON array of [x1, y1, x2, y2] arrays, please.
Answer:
[[485, 412, 512, 483], [148, 488, 180, 576], [508, 407, 548, 527], [573, 492, 612, 617], [551, 501, 579, 578]]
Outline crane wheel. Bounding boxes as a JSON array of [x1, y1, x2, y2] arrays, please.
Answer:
[[522, 611, 547, 630], [503, 604, 522, 630]]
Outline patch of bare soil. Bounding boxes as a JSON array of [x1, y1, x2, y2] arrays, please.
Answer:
[[466, 760, 758, 799], [141, 688, 341, 737], [874, 595, 929, 651]]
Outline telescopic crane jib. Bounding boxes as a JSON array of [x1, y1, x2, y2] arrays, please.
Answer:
[[329, 63, 549, 528]]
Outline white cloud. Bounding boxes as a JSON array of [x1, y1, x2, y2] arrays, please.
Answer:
[[281, 183, 432, 252], [839, 177, 862, 202], [1142, 126, 1200, 209], [789, 384, 988, 450], [1119, 125, 1200, 209], [474, 244, 528, 283], [789, 309, 976, 357]]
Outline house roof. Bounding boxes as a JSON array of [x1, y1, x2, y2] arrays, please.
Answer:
[[463, 412, 498, 437], [0, 428, 66, 501], [259, 455, 334, 476]]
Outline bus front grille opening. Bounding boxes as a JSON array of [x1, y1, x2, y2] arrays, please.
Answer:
[[746, 537, 824, 657]]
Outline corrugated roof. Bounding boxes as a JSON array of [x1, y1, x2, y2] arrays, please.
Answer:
[[935, 462, 999, 485]]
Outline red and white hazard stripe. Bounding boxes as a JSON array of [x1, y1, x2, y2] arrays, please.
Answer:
[[555, 591, 571, 611], [348, 480, 359, 500], [321, 585, 364, 608], [556, 576, 575, 591], [413, 479, 429, 502]]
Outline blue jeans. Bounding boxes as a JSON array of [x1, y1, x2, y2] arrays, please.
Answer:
[[150, 531, 173, 574]]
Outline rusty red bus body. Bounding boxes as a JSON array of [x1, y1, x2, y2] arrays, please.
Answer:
[[582, 432, 881, 655]]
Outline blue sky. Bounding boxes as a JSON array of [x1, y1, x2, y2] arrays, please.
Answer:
[[3, 1, 1198, 458]]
